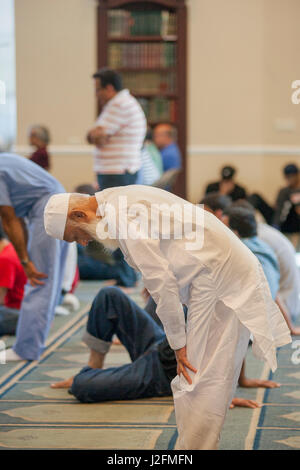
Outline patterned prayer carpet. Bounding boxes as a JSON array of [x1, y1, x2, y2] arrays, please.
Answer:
[[0, 280, 299, 450]]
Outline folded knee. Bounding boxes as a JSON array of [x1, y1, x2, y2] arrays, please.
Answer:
[[94, 286, 124, 308]]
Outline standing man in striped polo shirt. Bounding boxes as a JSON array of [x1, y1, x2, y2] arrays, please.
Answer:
[[87, 68, 146, 190]]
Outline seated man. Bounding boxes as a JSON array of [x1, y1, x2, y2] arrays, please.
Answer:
[[0, 220, 27, 336], [52, 285, 263, 409], [28, 125, 51, 171], [77, 244, 137, 288], [273, 163, 300, 247], [205, 165, 247, 202], [51, 286, 175, 402], [153, 124, 182, 172]]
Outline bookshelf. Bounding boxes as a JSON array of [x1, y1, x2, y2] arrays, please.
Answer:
[[97, 0, 187, 198]]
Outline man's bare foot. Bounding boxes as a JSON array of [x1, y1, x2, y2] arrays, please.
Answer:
[[51, 377, 74, 389], [230, 398, 262, 409], [239, 377, 281, 388], [291, 327, 300, 336]]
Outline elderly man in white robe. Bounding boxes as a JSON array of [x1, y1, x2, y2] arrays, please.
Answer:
[[43, 185, 291, 450]]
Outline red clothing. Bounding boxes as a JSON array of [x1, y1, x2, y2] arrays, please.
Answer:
[[29, 148, 50, 170], [0, 243, 27, 309], [70, 267, 80, 293]]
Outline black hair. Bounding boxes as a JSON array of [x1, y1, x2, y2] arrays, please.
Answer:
[[93, 68, 123, 92], [284, 163, 299, 176], [223, 206, 257, 238], [200, 192, 232, 212]]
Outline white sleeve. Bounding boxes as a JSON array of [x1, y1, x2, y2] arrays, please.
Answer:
[[119, 235, 186, 350]]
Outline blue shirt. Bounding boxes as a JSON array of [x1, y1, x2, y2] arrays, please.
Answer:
[[242, 236, 280, 300], [0, 153, 64, 217], [160, 143, 182, 172]]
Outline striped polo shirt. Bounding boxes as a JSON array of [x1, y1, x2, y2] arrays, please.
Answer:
[[93, 89, 146, 175]]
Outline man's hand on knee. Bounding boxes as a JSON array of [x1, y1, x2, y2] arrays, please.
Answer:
[[175, 346, 197, 385]]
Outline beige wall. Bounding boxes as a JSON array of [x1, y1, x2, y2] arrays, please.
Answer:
[[187, 0, 300, 203], [14, 0, 97, 190], [14, 0, 300, 199]]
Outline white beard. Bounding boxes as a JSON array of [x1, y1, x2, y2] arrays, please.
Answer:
[[81, 219, 119, 252], [100, 237, 120, 252]]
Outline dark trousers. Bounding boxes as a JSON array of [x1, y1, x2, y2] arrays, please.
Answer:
[[77, 246, 137, 287], [0, 305, 19, 336], [97, 171, 138, 190], [71, 286, 172, 403]]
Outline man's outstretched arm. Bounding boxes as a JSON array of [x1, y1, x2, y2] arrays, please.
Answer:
[[0, 205, 47, 286]]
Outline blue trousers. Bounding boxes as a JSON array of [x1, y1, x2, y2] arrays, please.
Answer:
[[97, 171, 138, 190], [13, 195, 68, 360], [71, 286, 172, 403]]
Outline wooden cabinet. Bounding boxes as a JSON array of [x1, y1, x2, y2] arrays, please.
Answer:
[[97, 0, 187, 197]]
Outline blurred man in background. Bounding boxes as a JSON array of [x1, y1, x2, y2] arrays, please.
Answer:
[[205, 165, 247, 202], [28, 125, 51, 171], [153, 123, 182, 172], [273, 163, 300, 248]]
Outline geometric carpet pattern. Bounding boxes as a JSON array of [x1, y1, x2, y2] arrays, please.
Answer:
[[220, 337, 300, 450], [251, 342, 300, 450], [0, 280, 299, 449], [0, 281, 176, 450]]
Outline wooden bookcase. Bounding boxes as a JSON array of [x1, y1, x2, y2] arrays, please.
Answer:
[[97, 0, 187, 198]]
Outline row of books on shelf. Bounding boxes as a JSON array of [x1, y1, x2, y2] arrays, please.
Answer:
[[108, 9, 177, 37], [138, 97, 177, 123], [122, 71, 176, 94], [108, 43, 176, 69]]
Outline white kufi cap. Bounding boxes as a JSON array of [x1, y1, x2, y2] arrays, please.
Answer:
[[44, 193, 71, 240]]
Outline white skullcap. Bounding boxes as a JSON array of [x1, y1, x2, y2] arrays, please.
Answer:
[[44, 193, 71, 240]]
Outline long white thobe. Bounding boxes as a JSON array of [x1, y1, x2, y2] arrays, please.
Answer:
[[95, 185, 291, 450]]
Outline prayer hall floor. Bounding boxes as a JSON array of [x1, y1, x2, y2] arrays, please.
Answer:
[[0, 280, 299, 450]]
